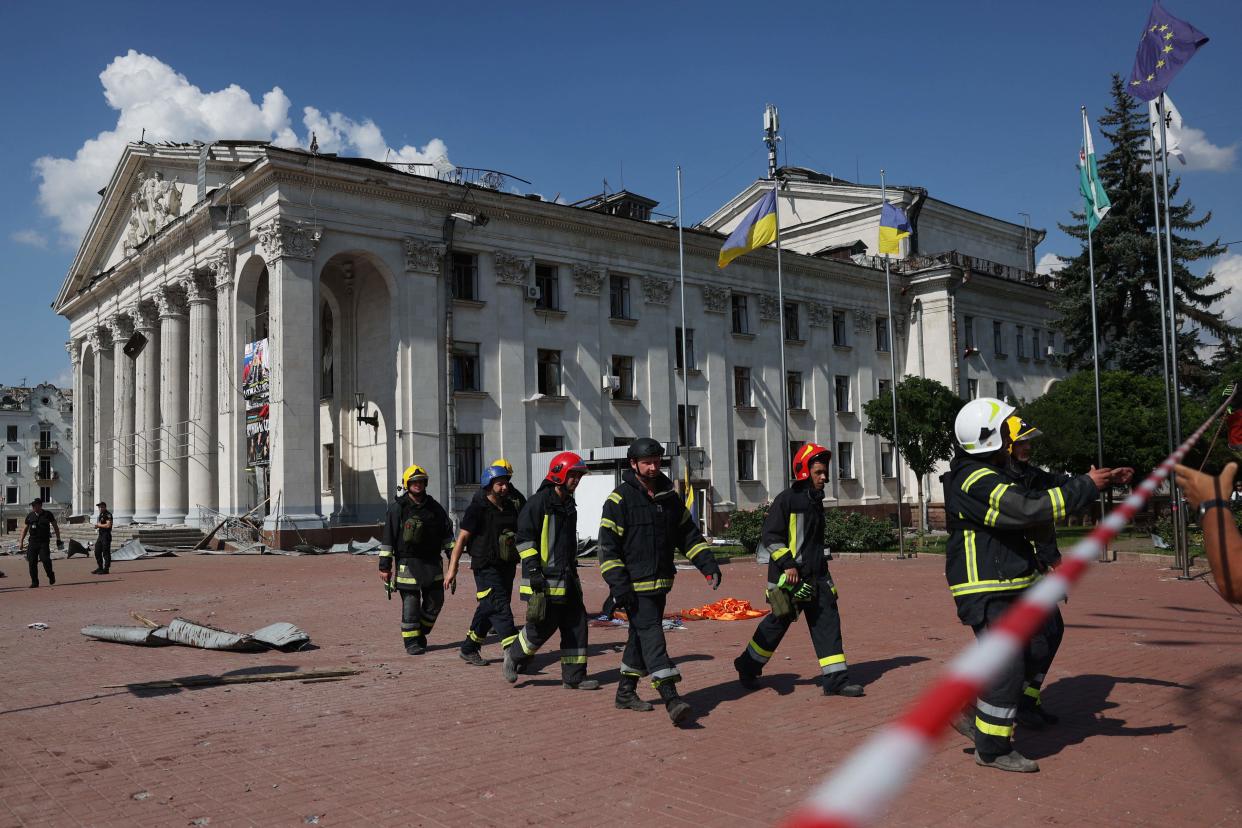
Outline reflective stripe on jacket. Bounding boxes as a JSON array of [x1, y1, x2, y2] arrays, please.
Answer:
[[762, 482, 829, 585], [515, 479, 580, 603]]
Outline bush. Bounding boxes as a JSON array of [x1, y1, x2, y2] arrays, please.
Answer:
[[823, 509, 898, 551], [1153, 504, 1242, 550], [726, 504, 769, 553]]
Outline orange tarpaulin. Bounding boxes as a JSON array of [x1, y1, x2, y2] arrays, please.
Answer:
[[681, 598, 769, 621]]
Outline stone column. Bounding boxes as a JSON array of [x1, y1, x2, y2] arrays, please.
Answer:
[[131, 301, 160, 523], [66, 340, 86, 513], [156, 285, 188, 524], [211, 251, 238, 517], [89, 326, 114, 509], [260, 220, 324, 530], [108, 315, 136, 523], [184, 272, 218, 527]]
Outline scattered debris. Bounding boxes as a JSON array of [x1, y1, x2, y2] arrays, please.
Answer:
[[27, 622, 49, 631], [132, 791, 151, 801], [80, 625, 171, 646], [189, 818, 211, 826], [164, 618, 265, 652], [304, 816, 321, 825], [83, 617, 310, 652], [112, 540, 178, 561], [251, 622, 311, 652], [104, 667, 361, 690], [142, 607, 180, 613]]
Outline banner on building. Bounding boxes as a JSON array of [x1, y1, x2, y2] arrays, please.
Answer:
[[242, 339, 269, 401], [246, 403, 270, 466]]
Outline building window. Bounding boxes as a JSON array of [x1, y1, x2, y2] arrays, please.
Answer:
[[997, 381, 1010, 402], [1033, 329, 1043, 362], [38, 429, 51, 449], [4, 486, 16, 504], [320, 301, 333, 398], [789, 441, 804, 469], [452, 341, 481, 392], [612, 436, 635, 447], [611, 355, 636, 400], [323, 444, 335, 491], [675, 328, 696, 371], [1016, 326, 1026, 359], [834, 375, 851, 413], [837, 442, 854, 480], [37, 458, 50, 479], [451, 252, 479, 301], [5, 426, 16, 443], [964, 315, 976, 350], [731, 294, 750, 334], [967, 379, 979, 400], [737, 440, 756, 481], [878, 378, 892, 400], [537, 349, 562, 396], [535, 263, 560, 310], [609, 274, 632, 319], [786, 371, 804, 409], [455, 433, 482, 486], [733, 367, 752, 407], [881, 443, 895, 478], [39, 486, 50, 503], [832, 309, 849, 346], [677, 404, 699, 447], [539, 435, 564, 453], [993, 320, 1005, 356], [784, 302, 801, 341], [4, 456, 15, 475], [876, 317, 891, 352]]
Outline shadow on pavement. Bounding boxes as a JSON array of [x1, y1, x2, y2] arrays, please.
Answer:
[[1021, 674, 1189, 760], [849, 655, 931, 686], [0, 690, 132, 715], [126, 664, 308, 698], [1180, 664, 1242, 798], [520, 650, 708, 688]]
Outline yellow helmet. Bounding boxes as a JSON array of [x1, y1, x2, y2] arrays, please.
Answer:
[[491, 457, 514, 474], [1004, 414, 1042, 445], [402, 464, 429, 488]]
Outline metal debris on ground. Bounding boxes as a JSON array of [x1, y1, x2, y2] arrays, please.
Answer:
[[112, 540, 178, 561], [80, 625, 171, 646], [27, 622, 49, 630], [250, 622, 311, 652], [82, 617, 311, 652]]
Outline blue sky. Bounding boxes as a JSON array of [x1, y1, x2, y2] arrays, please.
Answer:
[[2, 0, 1239, 387]]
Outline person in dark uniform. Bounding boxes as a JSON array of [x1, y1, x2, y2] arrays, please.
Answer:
[[378, 464, 454, 655], [92, 500, 114, 575], [18, 498, 61, 588], [446, 464, 522, 666]]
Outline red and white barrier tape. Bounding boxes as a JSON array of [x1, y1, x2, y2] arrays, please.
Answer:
[[782, 395, 1232, 828]]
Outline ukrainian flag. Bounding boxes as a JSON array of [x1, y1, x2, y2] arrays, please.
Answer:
[[718, 188, 778, 268], [878, 202, 911, 255], [684, 463, 696, 522]]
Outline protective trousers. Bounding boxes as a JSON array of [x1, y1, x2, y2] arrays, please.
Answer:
[[513, 578, 588, 684], [1022, 606, 1064, 711], [738, 576, 851, 691], [970, 596, 1027, 760], [94, 537, 112, 572], [620, 593, 679, 688], [26, 541, 53, 585], [463, 565, 518, 655]]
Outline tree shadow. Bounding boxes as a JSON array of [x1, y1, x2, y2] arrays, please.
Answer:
[[1019, 674, 1189, 759], [1178, 664, 1242, 797]]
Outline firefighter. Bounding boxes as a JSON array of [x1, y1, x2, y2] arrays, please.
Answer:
[[378, 464, 454, 655], [467, 457, 527, 513], [445, 464, 522, 666], [734, 443, 864, 698], [503, 451, 599, 690], [944, 398, 1109, 772], [598, 438, 722, 724]]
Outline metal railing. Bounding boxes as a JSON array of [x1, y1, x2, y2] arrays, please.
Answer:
[[36, 441, 59, 455], [384, 162, 532, 194]]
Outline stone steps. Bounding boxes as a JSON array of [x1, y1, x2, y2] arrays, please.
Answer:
[[62, 524, 206, 548]]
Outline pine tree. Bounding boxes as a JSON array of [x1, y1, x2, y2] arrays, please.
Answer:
[[1053, 74, 1233, 391]]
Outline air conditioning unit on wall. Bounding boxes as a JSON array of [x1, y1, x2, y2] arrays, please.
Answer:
[[601, 374, 621, 393], [525, 285, 542, 302]]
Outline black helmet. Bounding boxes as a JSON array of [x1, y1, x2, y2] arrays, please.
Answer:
[[627, 437, 665, 461]]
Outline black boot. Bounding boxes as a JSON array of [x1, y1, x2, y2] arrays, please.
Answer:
[[733, 654, 761, 690], [657, 681, 691, 725], [615, 676, 654, 712]]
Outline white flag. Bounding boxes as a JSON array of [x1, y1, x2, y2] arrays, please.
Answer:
[[1149, 96, 1186, 165]]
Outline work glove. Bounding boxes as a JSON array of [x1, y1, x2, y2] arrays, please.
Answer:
[[777, 573, 813, 602], [613, 588, 639, 617], [705, 571, 722, 590], [528, 570, 548, 594]]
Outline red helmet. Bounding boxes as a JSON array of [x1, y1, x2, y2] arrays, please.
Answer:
[[792, 442, 832, 481], [546, 451, 588, 485]]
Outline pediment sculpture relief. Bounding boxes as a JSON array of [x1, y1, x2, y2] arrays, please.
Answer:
[[123, 171, 184, 255]]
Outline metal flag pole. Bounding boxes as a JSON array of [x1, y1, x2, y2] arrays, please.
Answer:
[[676, 165, 692, 488], [764, 105, 791, 478], [1148, 116, 1176, 461], [1157, 93, 1191, 578], [1082, 108, 1106, 479], [880, 169, 907, 560]]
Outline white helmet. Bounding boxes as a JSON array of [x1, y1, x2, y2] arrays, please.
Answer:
[[955, 397, 1016, 455]]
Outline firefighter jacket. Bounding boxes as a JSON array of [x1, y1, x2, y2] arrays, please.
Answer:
[[469, 485, 527, 513], [516, 479, 580, 603], [761, 481, 830, 585], [597, 469, 719, 596], [379, 493, 453, 577], [460, 494, 520, 571], [1007, 460, 1074, 570], [942, 451, 1098, 626]]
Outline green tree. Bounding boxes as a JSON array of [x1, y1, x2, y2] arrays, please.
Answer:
[[1053, 74, 1233, 391], [863, 375, 962, 530]]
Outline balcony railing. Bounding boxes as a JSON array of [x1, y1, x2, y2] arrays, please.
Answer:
[[36, 470, 59, 485], [36, 441, 59, 456]]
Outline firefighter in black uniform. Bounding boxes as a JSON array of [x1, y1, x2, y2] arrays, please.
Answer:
[[503, 451, 599, 690], [598, 438, 722, 724], [92, 500, 113, 575], [446, 463, 522, 666], [944, 398, 1108, 772], [734, 442, 865, 698], [378, 464, 454, 655], [467, 458, 525, 511], [18, 498, 61, 588]]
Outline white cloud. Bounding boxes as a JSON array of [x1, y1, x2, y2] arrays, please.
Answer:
[[1176, 124, 1236, 172], [32, 50, 450, 244], [10, 229, 48, 249], [1210, 253, 1242, 327], [1036, 252, 1065, 275]]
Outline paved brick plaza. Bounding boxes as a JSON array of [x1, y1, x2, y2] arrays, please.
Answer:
[[1, 551, 1239, 827]]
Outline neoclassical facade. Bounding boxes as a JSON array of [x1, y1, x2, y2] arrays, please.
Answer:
[[57, 142, 1065, 533]]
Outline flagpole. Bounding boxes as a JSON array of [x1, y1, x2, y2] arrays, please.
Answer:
[[1148, 116, 1176, 460], [1158, 93, 1191, 578], [676, 165, 692, 510], [880, 170, 906, 560], [1082, 108, 1106, 478], [764, 106, 791, 479]]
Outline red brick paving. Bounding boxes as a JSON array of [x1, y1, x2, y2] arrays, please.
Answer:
[[0, 552, 1239, 827]]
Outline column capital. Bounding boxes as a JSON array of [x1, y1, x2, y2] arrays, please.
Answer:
[[404, 237, 446, 274], [107, 313, 134, 343], [88, 325, 113, 355], [182, 271, 216, 304], [258, 219, 322, 262], [129, 300, 159, 332], [209, 249, 234, 289], [66, 339, 81, 367], [155, 284, 187, 319]]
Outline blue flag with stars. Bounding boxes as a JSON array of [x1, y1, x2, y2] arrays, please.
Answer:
[[1127, 2, 1208, 102]]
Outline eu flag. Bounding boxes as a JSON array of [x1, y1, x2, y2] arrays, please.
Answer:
[[1127, 2, 1208, 102]]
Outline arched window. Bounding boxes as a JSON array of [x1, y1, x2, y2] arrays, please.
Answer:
[[254, 267, 269, 340], [320, 301, 334, 398]]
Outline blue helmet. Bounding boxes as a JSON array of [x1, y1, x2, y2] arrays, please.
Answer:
[[480, 464, 512, 489]]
